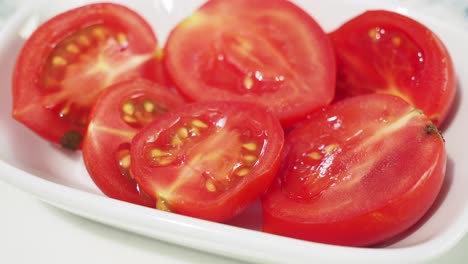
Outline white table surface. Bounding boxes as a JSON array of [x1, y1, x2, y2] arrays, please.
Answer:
[[1, 0, 468, 263]]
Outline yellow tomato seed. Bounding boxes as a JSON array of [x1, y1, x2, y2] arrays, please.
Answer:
[[192, 120, 208, 128], [243, 155, 257, 162], [122, 102, 135, 115], [243, 76, 254, 90], [308, 152, 322, 160], [236, 168, 250, 177], [123, 115, 137, 123], [143, 101, 155, 113], [325, 144, 339, 153], [177, 127, 189, 139], [119, 155, 131, 169], [391, 36, 401, 47], [172, 136, 183, 146], [151, 149, 166, 158], [66, 44, 80, 53], [78, 35, 90, 46], [242, 143, 257, 151], [205, 180, 217, 192], [117, 33, 127, 45], [52, 56, 67, 66]]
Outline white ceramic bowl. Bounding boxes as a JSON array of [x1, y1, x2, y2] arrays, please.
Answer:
[[0, 1, 467, 263]]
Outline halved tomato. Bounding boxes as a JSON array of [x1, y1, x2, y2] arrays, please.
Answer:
[[262, 94, 446, 246], [164, 0, 335, 127], [130, 101, 284, 221], [329, 10, 456, 126], [82, 79, 185, 207], [13, 3, 166, 150]]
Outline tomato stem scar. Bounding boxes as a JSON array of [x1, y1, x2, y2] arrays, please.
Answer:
[[60, 130, 83, 150]]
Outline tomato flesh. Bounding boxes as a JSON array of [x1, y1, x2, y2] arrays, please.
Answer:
[[130, 101, 284, 221], [330, 10, 456, 126], [13, 3, 165, 149], [164, 0, 335, 127], [82, 79, 185, 206], [262, 94, 446, 246]]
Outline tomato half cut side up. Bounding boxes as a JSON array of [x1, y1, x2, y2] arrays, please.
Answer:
[[130, 101, 284, 221], [12, 3, 166, 150], [329, 10, 456, 127], [164, 0, 335, 127], [82, 79, 185, 207], [262, 94, 446, 247]]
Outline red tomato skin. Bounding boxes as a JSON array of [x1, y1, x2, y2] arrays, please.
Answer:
[[82, 79, 185, 207], [164, 0, 335, 128], [130, 101, 284, 222], [12, 3, 165, 148], [263, 151, 446, 246], [261, 94, 446, 246], [329, 10, 456, 127]]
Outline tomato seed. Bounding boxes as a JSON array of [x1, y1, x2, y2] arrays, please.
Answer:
[[151, 148, 166, 158], [171, 136, 183, 146], [236, 168, 250, 177], [119, 154, 131, 169], [242, 142, 257, 151], [78, 35, 90, 46], [122, 102, 135, 115], [325, 144, 339, 153], [308, 152, 322, 160], [117, 33, 128, 46], [205, 180, 217, 192], [66, 44, 80, 53], [243, 76, 254, 90], [243, 155, 257, 162], [191, 119, 208, 128], [143, 101, 155, 112], [177, 127, 189, 139], [52, 56, 67, 66]]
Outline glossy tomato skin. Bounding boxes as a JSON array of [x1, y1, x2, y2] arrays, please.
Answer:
[[82, 79, 185, 207], [130, 101, 284, 222], [164, 0, 335, 127], [262, 94, 446, 246], [13, 3, 166, 150], [329, 10, 456, 127]]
